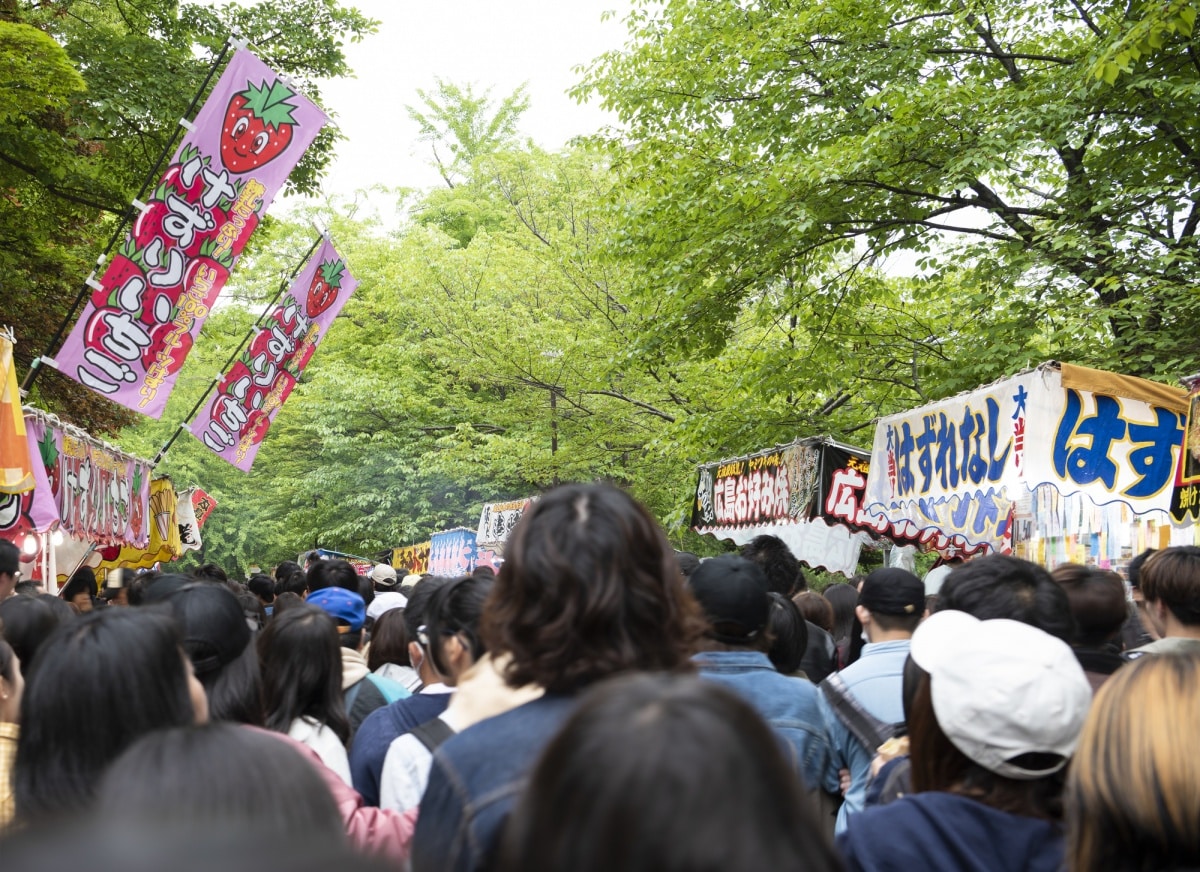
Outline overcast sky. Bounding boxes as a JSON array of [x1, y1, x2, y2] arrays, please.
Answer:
[[294, 0, 632, 204]]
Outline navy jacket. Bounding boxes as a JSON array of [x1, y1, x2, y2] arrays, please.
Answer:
[[348, 691, 451, 806], [411, 694, 578, 872], [837, 791, 1064, 872]]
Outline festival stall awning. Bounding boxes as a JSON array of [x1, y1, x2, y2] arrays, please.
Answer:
[[690, 437, 911, 575], [392, 542, 430, 575], [863, 362, 1196, 567]]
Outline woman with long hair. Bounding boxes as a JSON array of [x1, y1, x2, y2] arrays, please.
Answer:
[[258, 606, 352, 785]]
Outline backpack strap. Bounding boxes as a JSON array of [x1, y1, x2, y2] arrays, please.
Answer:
[[820, 673, 900, 753], [409, 717, 456, 753]]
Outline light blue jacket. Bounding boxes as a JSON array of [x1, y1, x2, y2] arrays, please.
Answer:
[[693, 650, 829, 792], [817, 639, 911, 834]]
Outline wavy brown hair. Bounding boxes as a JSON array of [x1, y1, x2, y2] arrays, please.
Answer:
[[482, 483, 706, 694]]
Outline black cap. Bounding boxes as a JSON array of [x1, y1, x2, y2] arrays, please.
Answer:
[[688, 555, 770, 644], [159, 583, 252, 675], [859, 567, 925, 616]]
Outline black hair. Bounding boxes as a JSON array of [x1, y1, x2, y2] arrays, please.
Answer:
[[497, 673, 842, 872], [275, 566, 308, 597], [1051, 563, 1128, 647], [13, 580, 40, 596], [822, 582, 859, 645], [236, 589, 266, 633], [403, 576, 451, 644], [356, 574, 375, 611], [274, 560, 301, 582], [675, 551, 700, 578], [766, 592, 809, 675], [1140, 546, 1200, 626], [191, 563, 229, 584], [306, 559, 359, 594], [1126, 548, 1156, 589], [13, 609, 197, 822], [0, 637, 16, 686], [366, 607, 410, 672], [424, 574, 495, 678], [97, 723, 345, 843], [0, 593, 71, 670], [60, 566, 96, 603], [258, 606, 349, 745], [0, 538, 18, 576], [936, 555, 1075, 643], [740, 535, 805, 596], [248, 574, 275, 605], [271, 591, 306, 616]]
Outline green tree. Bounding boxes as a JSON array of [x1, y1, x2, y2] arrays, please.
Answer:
[[576, 0, 1200, 391]]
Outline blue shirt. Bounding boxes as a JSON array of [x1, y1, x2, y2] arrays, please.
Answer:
[[693, 650, 829, 791], [817, 638, 910, 834], [349, 690, 451, 806]]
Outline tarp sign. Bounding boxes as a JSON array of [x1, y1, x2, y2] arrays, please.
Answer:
[[393, 542, 430, 575], [53, 49, 327, 417], [189, 239, 358, 470], [429, 529, 477, 577], [476, 498, 534, 546]]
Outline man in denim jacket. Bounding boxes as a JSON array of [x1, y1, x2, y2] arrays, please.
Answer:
[[689, 555, 830, 792]]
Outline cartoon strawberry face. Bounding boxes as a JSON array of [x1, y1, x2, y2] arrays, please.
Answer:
[[220, 80, 299, 173], [306, 259, 345, 318]]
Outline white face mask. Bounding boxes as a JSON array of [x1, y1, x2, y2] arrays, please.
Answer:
[[861, 628, 871, 643]]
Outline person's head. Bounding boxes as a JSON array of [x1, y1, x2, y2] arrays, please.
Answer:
[[272, 591, 305, 615], [305, 586, 367, 650], [0, 538, 20, 599], [257, 606, 348, 745], [822, 582, 859, 644], [1138, 546, 1200, 633], [156, 582, 263, 725], [60, 567, 97, 612], [1050, 564, 1127, 648], [403, 576, 450, 679], [497, 673, 841, 872], [191, 563, 229, 584], [247, 574, 275, 606], [14, 608, 206, 822], [688, 555, 770, 651], [274, 560, 302, 582], [305, 559, 358, 595], [97, 723, 345, 844], [0, 593, 71, 671], [1126, 548, 1156, 590], [908, 611, 1091, 821], [484, 483, 705, 695], [766, 592, 809, 674], [420, 574, 494, 684], [792, 590, 833, 634], [740, 535, 805, 596], [368, 563, 398, 593], [936, 554, 1075, 642], [14, 580, 40, 596], [1067, 653, 1200, 872], [856, 567, 924, 641], [674, 551, 700, 579], [0, 638, 24, 723], [365, 606, 410, 672], [275, 565, 308, 597]]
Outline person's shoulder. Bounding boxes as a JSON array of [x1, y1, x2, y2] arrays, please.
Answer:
[[438, 695, 574, 766]]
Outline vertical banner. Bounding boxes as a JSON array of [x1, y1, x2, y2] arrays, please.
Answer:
[[0, 336, 33, 493], [0, 417, 60, 547], [191, 487, 217, 527], [1171, 379, 1200, 525], [52, 49, 328, 417], [188, 239, 357, 470]]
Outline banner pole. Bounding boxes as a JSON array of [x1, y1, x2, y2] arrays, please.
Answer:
[[21, 38, 235, 397], [151, 232, 326, 467]]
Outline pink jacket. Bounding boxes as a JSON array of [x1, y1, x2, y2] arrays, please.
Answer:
[[246, 726, 415, 861]]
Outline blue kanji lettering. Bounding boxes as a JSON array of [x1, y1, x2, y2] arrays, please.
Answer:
[[934, 412, 959, 490], [984, 397, 1012, 481], [896, 422, 916, 496], [916, 414, 938, 493]]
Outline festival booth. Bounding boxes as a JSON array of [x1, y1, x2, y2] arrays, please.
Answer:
[[429, 528, 479, 576], [690, 437, 922, 576], [862, 362, 1198, 570], [391, 542, 431, 575], [474, 497, 535, 567]]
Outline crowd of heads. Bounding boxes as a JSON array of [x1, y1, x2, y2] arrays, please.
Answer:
[[2, 485, 1200, 871]]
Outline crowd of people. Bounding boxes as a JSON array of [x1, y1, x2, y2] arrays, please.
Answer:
[[1, 482, 1199, 871]]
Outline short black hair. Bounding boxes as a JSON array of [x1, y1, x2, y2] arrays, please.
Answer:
[[0, 593, 71, 668], [1051, 564, 1128, 646], [191, 563, 229, 584], [248, 574, 275, 604], [740, 535, 805, 596], [936, 555, 1075, 643], [0, 538, 19, 576], [305, 559, 358, 594], [1140, 546, 1200, 626]]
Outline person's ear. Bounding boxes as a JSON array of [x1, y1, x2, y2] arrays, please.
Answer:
[[855, 604, 871, 625], [408, 640, 424, 671]]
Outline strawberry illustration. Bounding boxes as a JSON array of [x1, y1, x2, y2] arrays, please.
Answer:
[[141, 324, 193, 377], [183, 238, 235, 307], [96, 238, 147, 308], [161, 145, 208, 202], [131, 184, 175, 248], [305, 259, 346, 318], [219, 80, 299, 173]]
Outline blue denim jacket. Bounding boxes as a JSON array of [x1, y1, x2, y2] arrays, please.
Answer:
[[693, 650, 830, 792], [411, 694, 578, 872]]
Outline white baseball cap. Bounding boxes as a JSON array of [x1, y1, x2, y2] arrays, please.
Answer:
[[366, 590, 408, 621], [368, 564, 399, 588], [911, 610, 1092, 780]]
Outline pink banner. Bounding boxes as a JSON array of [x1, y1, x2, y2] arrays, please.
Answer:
[[52, 49, 328, 418], [0, 419, 60, 546], [189, 239, 358, 470]]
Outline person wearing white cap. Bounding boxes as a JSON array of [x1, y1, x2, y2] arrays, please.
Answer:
[[837, 610, 1092, 872]]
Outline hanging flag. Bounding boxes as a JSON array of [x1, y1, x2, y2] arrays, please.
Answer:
[[191, 486, 217, 527], [96, 477, 182, 570], [189, 239, 358, 470], [51, 48, 328, 418], [176, 486, 204, 552], [0, 334, 34, 494]]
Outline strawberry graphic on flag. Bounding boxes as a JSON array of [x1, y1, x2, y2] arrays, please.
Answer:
[[220, 80, 299, 173], [306, 258, 346, 318]]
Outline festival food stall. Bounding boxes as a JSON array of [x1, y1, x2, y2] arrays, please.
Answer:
[[474, 497, 534, 567], [690, 437, 921, 575], [392, 542, 431, 575], [862, 362, 1198, 570]]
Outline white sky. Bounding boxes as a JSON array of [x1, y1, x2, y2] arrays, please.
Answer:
[[295, 0, 632, 202]]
